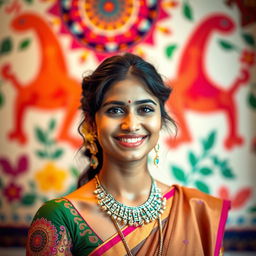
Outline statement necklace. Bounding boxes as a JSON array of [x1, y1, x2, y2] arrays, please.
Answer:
[[94, 175, 166, 227]]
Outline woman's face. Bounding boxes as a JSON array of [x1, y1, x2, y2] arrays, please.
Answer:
[[95, 77, 162, 164]]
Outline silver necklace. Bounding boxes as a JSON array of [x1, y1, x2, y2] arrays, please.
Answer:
[[94, 175, 166, 227]]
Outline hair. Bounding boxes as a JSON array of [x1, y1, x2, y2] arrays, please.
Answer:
[[78, 53, 175, 187]]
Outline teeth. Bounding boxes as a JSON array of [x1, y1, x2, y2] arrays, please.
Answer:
[[119, 137, 143, 143]]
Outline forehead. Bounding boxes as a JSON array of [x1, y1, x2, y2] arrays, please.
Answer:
[[102, 78, 157, 103]]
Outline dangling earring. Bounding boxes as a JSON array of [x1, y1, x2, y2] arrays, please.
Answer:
[[87, 141, 98, 169], [154, 143, 160, 167]]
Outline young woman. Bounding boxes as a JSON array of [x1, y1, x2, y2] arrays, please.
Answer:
[[26, 53, 230, 255]]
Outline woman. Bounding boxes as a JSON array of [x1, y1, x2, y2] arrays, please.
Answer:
[[26, 53, 230, 256]]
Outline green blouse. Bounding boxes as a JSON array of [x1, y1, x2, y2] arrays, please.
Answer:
[[26, 198, 103, 255]]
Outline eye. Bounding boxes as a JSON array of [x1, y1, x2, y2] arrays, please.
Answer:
[[106, 107, 125, 115], [138, 105, 155, 114]]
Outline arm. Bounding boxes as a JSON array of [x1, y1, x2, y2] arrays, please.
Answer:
[[26, 199, 73, 256]]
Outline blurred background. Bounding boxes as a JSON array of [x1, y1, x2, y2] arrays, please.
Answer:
[[0, 0, 255, 255]]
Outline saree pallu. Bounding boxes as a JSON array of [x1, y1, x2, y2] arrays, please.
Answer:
[[90, 185, 230, 256]]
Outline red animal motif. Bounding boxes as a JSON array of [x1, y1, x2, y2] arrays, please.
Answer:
[[166, 14, 250, 150], [1, 13, 82, 148]]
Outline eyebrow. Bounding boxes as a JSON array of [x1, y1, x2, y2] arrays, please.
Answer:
[[102, 99, 157, 107]]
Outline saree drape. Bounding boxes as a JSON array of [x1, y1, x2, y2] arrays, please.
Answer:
[[89, 185, 230, 256], [27, 180, 229, 255]]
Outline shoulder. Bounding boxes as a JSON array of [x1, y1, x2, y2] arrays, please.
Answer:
[[27, 198, 73, 255], [33, 198, 71, 220], [173, 184, 231, 217]]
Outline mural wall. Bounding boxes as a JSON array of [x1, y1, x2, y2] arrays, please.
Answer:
[[0, 0, 256, 250]]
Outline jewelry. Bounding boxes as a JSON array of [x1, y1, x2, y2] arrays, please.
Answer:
[[154, 143, 160, 167], [112, 212, 163, 256], [94, 175, 166, 227], [87, 141, 98, 169]]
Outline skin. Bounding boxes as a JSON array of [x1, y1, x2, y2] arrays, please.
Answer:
[[70, 77, 170, 241], [95, 77, 162, 202]]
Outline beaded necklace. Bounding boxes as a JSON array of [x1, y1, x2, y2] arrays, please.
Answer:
[[94, 175, 165, 255]]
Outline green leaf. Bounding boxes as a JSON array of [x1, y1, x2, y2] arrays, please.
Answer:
[[183, 2, 193, 21], [171, 165, 187, 183], [0, 37, 12, 55], [219, 159, 228, 168], [21, 193, 37, 206], [166, 44, 177, 58], [0, 92, 4, 107], [211, 155, 220, 165], [221, 167, 235, 179], [194, 180, 210, 194], [0, 0, 5, 8], [51, 148, 64, 159], [36, 150, 48, 158], [199, 167, 213, 176], [218, 40, 235, 51], [242, 33, 255, 47], [70, 166, 80, 178], [48, 119, 56, 131], [23, 0, 33, 4], [19, 39, 31, 50], [188, 151, 197, 167], [248, 92, 256, 109], [248, 206, 256, 213], [202, 131, 216, 151], [35, 127, 48, 144]]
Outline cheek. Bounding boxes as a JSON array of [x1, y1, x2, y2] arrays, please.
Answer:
[[96, 118, 115, 143], [146, 116, 162, 133]]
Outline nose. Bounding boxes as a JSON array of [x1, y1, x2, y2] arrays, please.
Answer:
[[120, 112, 140, 132]]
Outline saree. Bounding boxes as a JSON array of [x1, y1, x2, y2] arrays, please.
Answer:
[[89, 185, 230, 256], [27, 181, 229, 255]]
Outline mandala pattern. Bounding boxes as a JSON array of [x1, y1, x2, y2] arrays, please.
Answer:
[[48, 0, 169, 58], [27, 218, 58, 255]]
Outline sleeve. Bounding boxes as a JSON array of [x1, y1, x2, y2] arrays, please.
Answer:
[[26, 199, 73, 256]]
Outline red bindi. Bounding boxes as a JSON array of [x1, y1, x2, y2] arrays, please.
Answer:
[[128, 100, 131, 104]]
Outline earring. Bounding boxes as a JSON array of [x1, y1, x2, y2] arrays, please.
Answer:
[[87, 141, 98, 169], [154, 143, 160, 167]]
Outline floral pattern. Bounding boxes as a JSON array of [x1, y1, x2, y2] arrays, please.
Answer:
[[35, 162, 68, 192], [27, 218, 59, 255], [0, 154, 29, 176], [240, 49, 256, 66], [3, 182, 22, 202], [27, 217, 72, 255]]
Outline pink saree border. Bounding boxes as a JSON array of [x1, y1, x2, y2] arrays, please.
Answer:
[[90, 187, 176, 256], [214, 199, 231, 256]]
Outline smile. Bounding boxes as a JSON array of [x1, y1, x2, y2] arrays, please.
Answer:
[[115, 135, 147, 148]]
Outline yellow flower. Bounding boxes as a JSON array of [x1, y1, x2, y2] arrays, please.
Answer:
[[35, 162, 68, 192]]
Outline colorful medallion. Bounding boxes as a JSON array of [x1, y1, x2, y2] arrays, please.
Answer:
[[50, 0, 167, 54]]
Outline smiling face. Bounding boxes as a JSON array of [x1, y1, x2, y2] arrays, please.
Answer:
[[95, 77, 162, 164]]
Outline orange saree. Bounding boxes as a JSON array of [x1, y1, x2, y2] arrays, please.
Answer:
[[89, 185, 230, 256]]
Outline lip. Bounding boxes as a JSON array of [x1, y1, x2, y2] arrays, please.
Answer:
[[114, 135, 148, 148]]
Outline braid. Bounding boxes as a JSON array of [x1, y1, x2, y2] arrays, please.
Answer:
[[77, 139, 103, 187]]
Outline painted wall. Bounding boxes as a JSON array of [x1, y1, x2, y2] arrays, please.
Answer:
[[0, 0, 255, 250]]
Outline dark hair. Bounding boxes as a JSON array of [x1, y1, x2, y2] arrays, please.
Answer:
[[78, 53, 175, 187]]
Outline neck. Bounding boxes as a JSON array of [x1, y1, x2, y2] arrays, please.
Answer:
[[98, 158, 152, 205]]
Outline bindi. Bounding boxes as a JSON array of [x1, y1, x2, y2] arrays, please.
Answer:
[[128, 100, 131, 104]]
